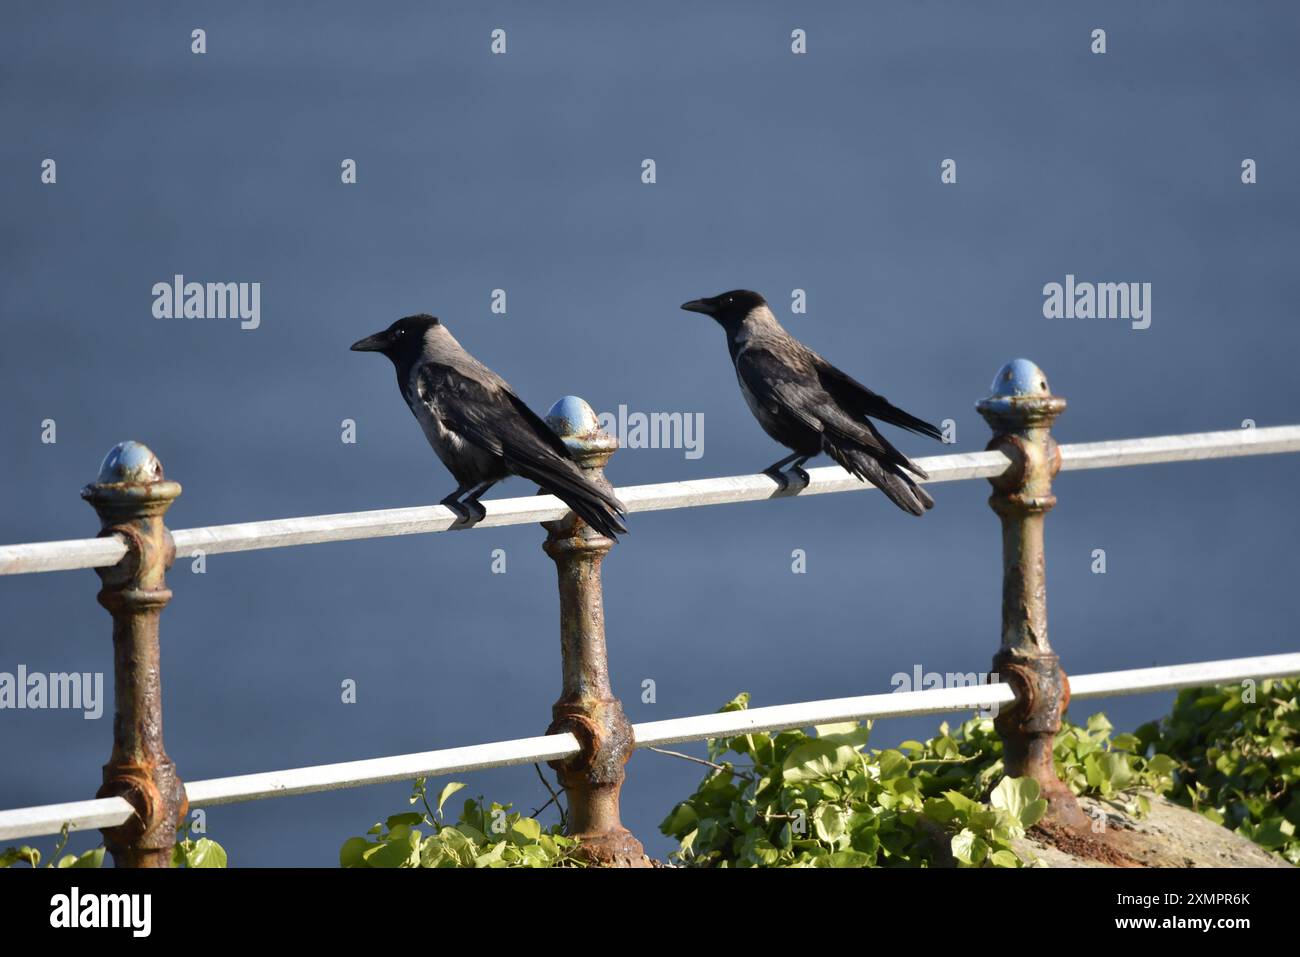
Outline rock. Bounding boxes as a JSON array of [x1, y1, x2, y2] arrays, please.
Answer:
[[1013, 792, 1291, 868]]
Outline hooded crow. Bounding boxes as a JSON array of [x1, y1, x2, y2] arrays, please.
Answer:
[[680, 290, 941, 516], [351, 314, 628, 537]]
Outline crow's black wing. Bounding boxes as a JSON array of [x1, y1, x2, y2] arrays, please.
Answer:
[[732, 344, 826, 430], [735, 345, 933, 510], [416, 362, 569, 465], [502, 388, 574, 462], [734, 345, 913, 470], [810, 353, 943, 441], [417, 363, 627, 536]]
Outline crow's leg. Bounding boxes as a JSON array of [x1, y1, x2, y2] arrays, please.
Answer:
[[788, 455, 813, 489], [763, 452, 816, 492], [762, 452, 803, 491], [458, 480, 497, 523], [439, 483, 476, 523]]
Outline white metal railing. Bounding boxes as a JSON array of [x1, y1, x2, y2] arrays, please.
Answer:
[[2, 652, 1297, 843], [3, 425, 1298, 576]]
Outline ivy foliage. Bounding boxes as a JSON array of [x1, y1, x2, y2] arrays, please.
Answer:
[[172, 829, 228, 868], [659, 693, 1176, 867], [337, 679, 1295, 869], [0, 842, 102, 869], [1, 823, 226, 868], [341, 777, 584, 868], [1137, 677, 1299, 864]]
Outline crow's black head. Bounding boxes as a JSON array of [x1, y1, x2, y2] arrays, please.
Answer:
[[350, 314, 440, 359], [680, 290, 767, 326]]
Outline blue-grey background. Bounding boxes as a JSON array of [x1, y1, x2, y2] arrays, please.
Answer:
[[2, 1, 1297, 866]]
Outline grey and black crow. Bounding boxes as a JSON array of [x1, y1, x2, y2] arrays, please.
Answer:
[[351, 314, 628, 537], [680, 290, 941, 516]]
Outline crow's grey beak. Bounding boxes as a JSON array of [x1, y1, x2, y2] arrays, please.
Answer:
[[680, 299, 715, 316], [350, 332, 387, 352]]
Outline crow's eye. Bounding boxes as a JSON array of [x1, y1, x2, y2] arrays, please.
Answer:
[[394, 328, 405, 337]]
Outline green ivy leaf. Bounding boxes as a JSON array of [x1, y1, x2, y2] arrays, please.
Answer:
[[815, 722, 872, 750], [509, 816, 542, 844], [781, 740, 860, 783], [1145, 754, 1178, 776], [825, 850, 872, 867], [989, 776, 1044, 829], [813, 805, 847, 845], [876, 749, 911, 779], [660, 802, 698, 836], [720, 693, 750, 713], [1251, 817, 1295, 849], [177, 837, 226, 868], [340, 837, 371, 868], [436, 782, 467, 816], [951, 828, 988, 866]]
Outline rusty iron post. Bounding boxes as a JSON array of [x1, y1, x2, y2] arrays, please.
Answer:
[[540, 396, 647, 867], [977, 361, 1088, 831], [81, 441, 187, 867]]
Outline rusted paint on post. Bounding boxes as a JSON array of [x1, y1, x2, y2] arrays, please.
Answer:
[[81, 441, 187, 867], [541, 397, 647, 867], [977, 361, 1089, 831]]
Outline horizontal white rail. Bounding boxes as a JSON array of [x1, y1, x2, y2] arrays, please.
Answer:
[[0, 798, 138, 844], [633, 652, 1300, 746], [183, 733, 581, 808], [3, 652, 1295, 843], [2, 425, 1297, 577]]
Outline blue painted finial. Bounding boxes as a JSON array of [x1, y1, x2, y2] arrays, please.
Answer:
[[546, 396, 600, 439], [96, 441, 164, 484], [990, 358, 1050, 398], [978, 358, 1064, 425]]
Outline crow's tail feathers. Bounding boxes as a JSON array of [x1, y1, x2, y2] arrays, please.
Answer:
[[557, 485, 629, 540], [512, 456, 629, 539], [827, 443, 935, 517]]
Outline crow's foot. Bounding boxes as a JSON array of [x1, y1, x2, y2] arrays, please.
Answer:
[[764, 466, 810, 494], [764, 467, 794, 492], [440, 495, 478, 526]]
